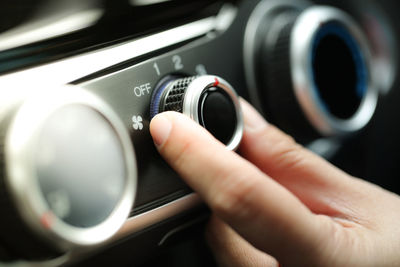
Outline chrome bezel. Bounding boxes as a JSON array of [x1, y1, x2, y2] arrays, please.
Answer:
[[244, 2, 378, 137], [290, 6, 378, 136], [4, 86, 137, 251], [182, 75, 244, 151]]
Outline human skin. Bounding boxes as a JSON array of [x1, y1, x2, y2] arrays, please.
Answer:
[[149, 100, 400, 267]]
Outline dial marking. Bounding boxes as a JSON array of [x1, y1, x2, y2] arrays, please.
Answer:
[[213, 77, 220, 87], [40, 212, 54, 229]]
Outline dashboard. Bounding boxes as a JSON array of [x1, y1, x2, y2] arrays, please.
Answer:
[[0, 0, 399, 266]]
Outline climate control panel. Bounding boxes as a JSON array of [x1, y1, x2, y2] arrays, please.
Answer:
[[0, 0, 396, 265]]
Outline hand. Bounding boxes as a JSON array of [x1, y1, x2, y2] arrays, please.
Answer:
[[150, 100, 400, 267], [206, 215, 279, 267]]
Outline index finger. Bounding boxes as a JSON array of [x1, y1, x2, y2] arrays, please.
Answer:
[[150, 111, 323, 264]]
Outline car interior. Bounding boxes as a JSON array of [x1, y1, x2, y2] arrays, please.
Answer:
[[0, 0, 399, 266]]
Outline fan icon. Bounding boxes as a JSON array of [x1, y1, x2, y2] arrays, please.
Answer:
[[132, 115, 144, 131]]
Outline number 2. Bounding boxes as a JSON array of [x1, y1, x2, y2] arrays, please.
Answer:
[[172, 55, 184, 70]]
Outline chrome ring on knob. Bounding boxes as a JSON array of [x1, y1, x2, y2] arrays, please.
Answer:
[[244, 0, 378, 137], [4, 86, 137, 251], [183, 75, 243, 151], [291, 6, 377, 136], [151, 75, 244, 151]]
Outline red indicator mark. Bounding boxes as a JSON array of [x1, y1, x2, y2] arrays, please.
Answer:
[[213, 77, 220, 87], [40, 212, 54, 229]]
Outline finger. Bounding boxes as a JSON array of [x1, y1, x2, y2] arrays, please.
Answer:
[[239, 99, 370, 219], [150, 111, 324, 264], [206, 215, 278, 267]]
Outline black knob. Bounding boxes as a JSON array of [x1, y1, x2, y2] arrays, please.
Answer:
[[0, 86, 137, 261], [151, 75, 243, 150], [244, 2, 378, 143]]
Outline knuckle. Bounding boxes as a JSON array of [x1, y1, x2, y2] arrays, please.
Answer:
[[276, 142, 304, 167], [268, 131, 308, 171]]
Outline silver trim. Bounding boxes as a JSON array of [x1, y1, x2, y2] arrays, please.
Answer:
[[0, 16, 227, 93], [182, 75, 244, 151], [115, 194, 202, 240], [215, 3, 238, 32], [0, 9, 104, 52], [290, 6, 377, 136], [5, 86, 137, 251], [2, 256, 69, 267], [130, 0, 172, 6]]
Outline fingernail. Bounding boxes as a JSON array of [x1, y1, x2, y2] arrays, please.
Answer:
[[150, 114, 172, 147], [240, 99, 268, 131]]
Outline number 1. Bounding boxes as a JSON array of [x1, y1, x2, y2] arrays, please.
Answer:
[[153, 62, 161, 76]]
